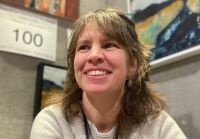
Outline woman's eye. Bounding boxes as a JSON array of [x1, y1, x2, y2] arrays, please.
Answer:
[[103, 43, 119, 49], [77, 45, 89, 52]]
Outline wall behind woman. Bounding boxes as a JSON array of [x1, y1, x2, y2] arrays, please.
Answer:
[[0, 22, 69, 139]]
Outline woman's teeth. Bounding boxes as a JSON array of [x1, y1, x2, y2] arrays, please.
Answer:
[[87, 70, 108, 76]]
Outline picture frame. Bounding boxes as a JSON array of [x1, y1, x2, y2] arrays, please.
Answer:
[[33, 63, 67, 117], [126, 0, 200, 68], [33, 0, 79, 19]]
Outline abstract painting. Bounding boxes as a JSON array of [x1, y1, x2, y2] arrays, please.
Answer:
[[128, 0, 200, 67]]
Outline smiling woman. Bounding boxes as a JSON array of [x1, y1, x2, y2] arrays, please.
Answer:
[[30, 9, 187, 139], [74, 21, 133, 99]]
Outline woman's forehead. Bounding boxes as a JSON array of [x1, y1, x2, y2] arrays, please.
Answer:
[[79, 22, 112, 38]]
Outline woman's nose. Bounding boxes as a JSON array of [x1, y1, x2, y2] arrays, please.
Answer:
[[88, 46, 104, 64]]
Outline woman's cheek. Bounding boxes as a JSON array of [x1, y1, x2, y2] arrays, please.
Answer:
[[74, 54, 85, 73]]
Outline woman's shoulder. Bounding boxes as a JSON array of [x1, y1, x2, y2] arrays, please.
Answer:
[[153, 111, 187, 138], [150, 111, 184, 131], [130, 111, 187, 139], [30, 104, 85, 139], [34, 104, 83, 127], [33, 104, 64, 123], [152, 110, 177, 125], [37, 104, 63, 116], [30, 104, 73, 139]]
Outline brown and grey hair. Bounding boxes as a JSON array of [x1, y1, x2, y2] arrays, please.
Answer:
[[62, 8, 166, 130]]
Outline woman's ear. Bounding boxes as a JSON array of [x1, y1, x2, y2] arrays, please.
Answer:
[[128, 58, 138, 78]]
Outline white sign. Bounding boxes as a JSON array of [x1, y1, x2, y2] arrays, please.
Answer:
[[0, 4, 58, 61]]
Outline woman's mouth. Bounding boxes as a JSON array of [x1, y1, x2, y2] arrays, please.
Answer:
[[86, 70, 111, 76]]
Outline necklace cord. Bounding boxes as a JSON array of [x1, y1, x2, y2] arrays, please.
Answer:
[[82, 109, 119, 139], [82, 109, 90, 139]]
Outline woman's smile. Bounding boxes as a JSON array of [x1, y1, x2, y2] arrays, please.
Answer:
[[84, 67, 112, 76], [86, 70, 109, 76]]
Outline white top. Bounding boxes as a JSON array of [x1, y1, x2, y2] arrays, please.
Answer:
[[87, 120, 117, 139], [30, 104, 187, 139]]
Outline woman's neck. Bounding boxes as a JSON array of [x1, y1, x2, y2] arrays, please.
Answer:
[[82, 92, 122, 133]]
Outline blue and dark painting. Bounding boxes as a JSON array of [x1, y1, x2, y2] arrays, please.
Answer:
[[131, 0, 200, 61]]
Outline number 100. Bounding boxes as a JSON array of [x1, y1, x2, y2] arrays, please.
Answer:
[[14, 29, 43, 47]]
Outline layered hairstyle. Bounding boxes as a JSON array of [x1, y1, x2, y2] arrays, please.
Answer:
[[62, 8, 165, 128]]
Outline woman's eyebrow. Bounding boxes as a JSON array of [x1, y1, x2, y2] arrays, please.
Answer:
[[77, 39, 91, 45]]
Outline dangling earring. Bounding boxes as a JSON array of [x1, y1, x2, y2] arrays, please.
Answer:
[[126, 79, 133, 92]]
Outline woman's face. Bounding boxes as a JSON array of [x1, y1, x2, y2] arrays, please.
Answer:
[[74, 22, 136, 98]]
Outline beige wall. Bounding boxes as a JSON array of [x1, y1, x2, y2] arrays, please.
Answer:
[[105, 0, 127, 12], [0, 23, 69, 139], [80, 0, 105, 14]]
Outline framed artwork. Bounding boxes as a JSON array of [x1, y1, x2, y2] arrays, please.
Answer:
[[127, 0, 200, 68], [33, 0, 79, 19], [34, 63, 67, 117]]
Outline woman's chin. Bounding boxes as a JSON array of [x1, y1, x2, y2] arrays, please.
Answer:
[[83, 87, 109, 96]]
